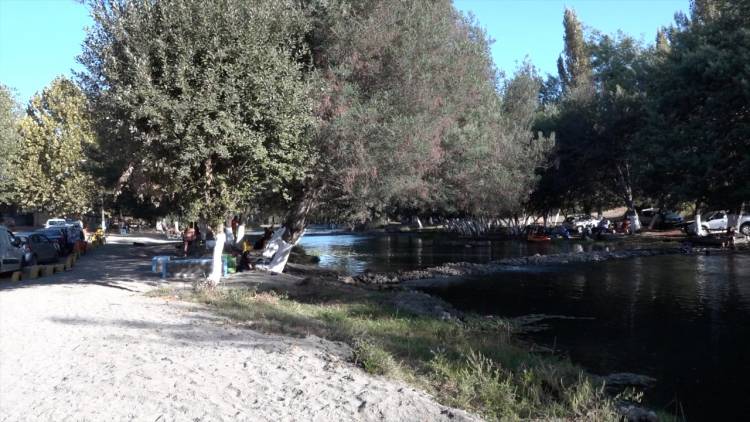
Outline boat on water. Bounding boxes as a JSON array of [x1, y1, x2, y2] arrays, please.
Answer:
[[527, 233, 551, 242]]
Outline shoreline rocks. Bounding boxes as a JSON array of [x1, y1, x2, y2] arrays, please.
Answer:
[[346, 247, 690, 285]]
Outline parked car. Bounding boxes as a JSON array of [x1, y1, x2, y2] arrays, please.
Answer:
[[684, 211, 750, 235], [640, 208, 684, 228], [44, 218, 67, 228], [563, 215, 600, 234], [35, 227, 69, 255], [13, 232, 59, 265], [0, 225, 24, 274]]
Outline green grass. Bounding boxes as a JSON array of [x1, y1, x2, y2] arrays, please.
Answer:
[[160, 285, 623, 421]]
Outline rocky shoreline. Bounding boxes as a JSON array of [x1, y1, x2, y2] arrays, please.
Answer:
[[343, 245, 744, 285]]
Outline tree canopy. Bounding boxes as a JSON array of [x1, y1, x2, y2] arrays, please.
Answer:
[[13, 77, 97, 216], [80, 0, 318, 225]]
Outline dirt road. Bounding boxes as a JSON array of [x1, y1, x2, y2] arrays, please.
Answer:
[[0, 244, 476, 421]]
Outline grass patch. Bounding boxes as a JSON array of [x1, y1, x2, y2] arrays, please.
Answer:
[[158, 285, 623, 420]]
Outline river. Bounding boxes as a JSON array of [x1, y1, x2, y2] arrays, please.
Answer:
[[300, 233, 750, 420]]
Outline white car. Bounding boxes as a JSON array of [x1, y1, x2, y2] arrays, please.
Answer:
[[686, 211, 750, 235], [0, 225, 24, 274], [563, 215, 601, 234], [44, 218, 67, 229]]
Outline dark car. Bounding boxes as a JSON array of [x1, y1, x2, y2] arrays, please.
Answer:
[[14, 232, 59, 265], [35, 227, 69, 255]]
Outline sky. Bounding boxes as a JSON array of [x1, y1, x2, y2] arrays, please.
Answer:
[[0, 0, 689, 103]]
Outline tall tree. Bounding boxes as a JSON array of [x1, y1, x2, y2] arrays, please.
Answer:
[[0, 85, 21, 206], [644, 0, 750, 231], [13, 77, 97, 216], [557, 8, 591, 93], [287, 0, 550, 230], [80, 0, 318, 282]]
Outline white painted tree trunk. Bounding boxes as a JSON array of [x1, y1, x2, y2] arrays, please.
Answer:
[[415, 216, 423, 229], [554, 209, 561, 226], [174, 221, 179, 234], [207, 225, 225, 285], [694, 211, 705, 237], [235, 223, 246, 246], [736, 202, 745, 231]]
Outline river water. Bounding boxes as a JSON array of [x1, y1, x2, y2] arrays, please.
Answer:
[[300, 233, 750, 419]]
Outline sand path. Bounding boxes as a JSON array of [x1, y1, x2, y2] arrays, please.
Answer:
[[0, 244, 477, 421]]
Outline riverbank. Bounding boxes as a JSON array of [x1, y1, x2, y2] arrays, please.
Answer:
[[152, 276, 625, 421]]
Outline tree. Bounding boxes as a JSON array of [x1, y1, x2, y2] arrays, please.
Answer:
[[13, 77, 97, 216], [644, 0, 750, 232], [0, 85, 21, 206], [557, 8, 591, 93], [80, 0, 318, 283], [286, 0, 549, 233]]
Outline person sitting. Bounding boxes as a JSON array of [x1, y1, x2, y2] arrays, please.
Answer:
[[254, 227, 274, 250], [621, 219, 631, 235]]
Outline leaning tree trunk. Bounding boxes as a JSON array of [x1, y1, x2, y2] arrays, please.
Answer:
[[282, 184, 323, 245]]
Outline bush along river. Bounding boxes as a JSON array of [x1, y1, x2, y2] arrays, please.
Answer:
[[301, 233, 750, 420]]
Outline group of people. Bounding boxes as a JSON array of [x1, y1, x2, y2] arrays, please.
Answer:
[[586, 218, 632, 238], [176, 220, 280, 269]]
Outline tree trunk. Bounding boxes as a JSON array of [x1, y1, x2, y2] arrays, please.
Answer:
[[101, 205, 106, 231], [693, 203, 705, 237], [282, 184, 323, 245], [235, 213, 246, 246], [207, 222, 225, 286], [414, 216, 423, 229], [738, 202, 746, 230], [554, 209, 561, 226]]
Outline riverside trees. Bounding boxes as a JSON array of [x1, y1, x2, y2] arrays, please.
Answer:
[[533, 1, 749, 230], [80, 0, 551, 279], [80, 0, 317, 282]]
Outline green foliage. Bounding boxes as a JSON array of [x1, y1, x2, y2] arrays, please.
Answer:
[[0, 85, 21, 205], [642, 0, 750, 208], [13, 77, 97, 215], [305, 0, 550, 221], [558, 8, 591, 93], [80, 0, 318, 225], [532, 1, 749, 215]]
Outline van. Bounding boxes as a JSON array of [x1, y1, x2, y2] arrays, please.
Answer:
[[0, 225, 24, 274]]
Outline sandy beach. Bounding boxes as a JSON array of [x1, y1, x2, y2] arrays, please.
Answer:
[[0, 244, 477, 421]]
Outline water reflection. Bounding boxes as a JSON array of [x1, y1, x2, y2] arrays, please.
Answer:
[[420, 254, 750, 420]]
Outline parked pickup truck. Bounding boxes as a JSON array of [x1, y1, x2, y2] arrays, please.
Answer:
[[685, 211, 750, 236]]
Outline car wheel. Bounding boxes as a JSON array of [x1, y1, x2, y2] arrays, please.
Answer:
[[741, 223, 750, 236]]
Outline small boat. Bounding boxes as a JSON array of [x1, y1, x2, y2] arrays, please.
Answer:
[[527, 234, 551, 242]]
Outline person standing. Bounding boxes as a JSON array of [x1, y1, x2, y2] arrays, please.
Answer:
[[231, 216, 239, 239]]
